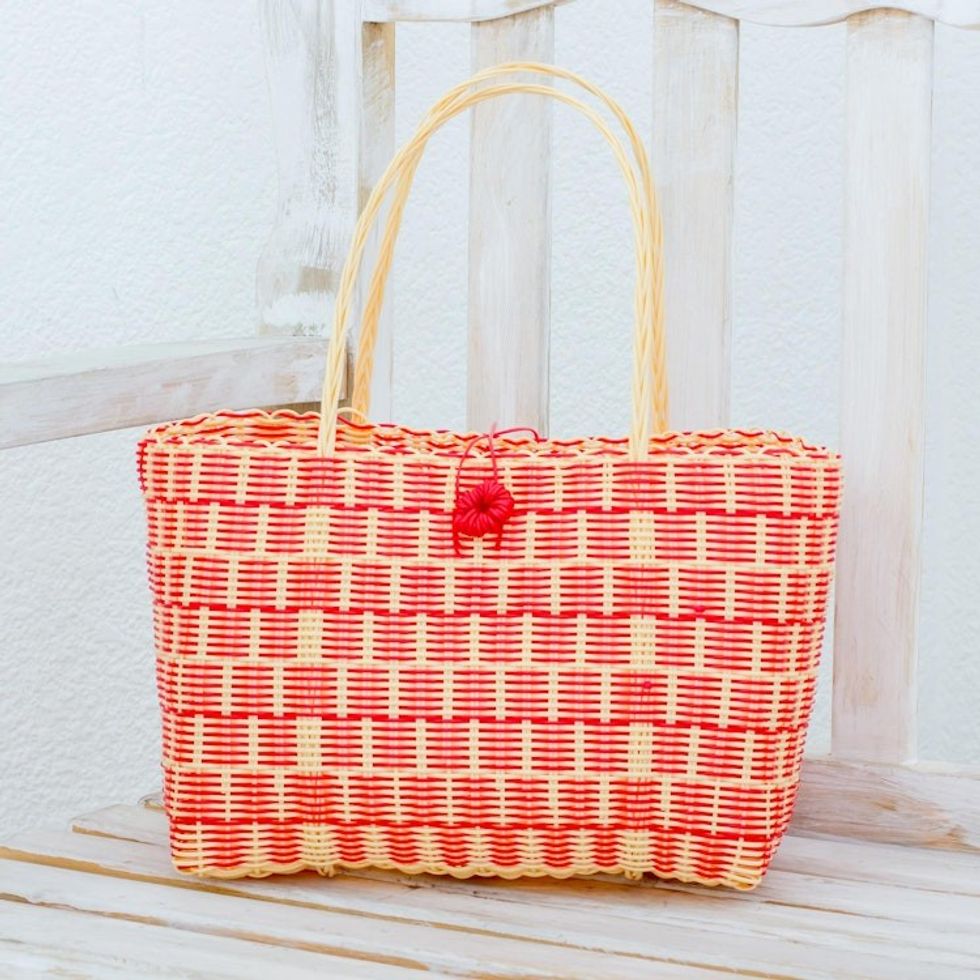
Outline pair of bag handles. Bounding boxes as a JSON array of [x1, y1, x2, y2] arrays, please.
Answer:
[[318, 62, 668, 461]]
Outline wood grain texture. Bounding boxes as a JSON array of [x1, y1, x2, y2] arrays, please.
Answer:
[[776, 824, 980, 895], [832, 10, 933, 764], [653, 0, 737, 431], [358, 22, 396, 422], [367, 0, 980, 26], [795, 757, 980, 852], [365, 0, 565, 22], [467, 10, 555, 432], [5, 801, 980, 976], [257, 0, 363, 338], [0, 901, 406, 979], [0, 853, 715, 978], [650, 0, 980, 27], [0, 339, 329, 449]]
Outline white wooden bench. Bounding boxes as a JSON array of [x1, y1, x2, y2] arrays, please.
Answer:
[[2, 0, 979, 975], [0, 793, 977, 977]]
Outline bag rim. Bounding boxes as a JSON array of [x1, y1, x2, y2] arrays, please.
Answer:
[[138, 409, 841, 463]]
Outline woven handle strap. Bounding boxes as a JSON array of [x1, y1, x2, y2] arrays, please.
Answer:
[[349, 63, 666, 437], [318, 67, 667, 459]]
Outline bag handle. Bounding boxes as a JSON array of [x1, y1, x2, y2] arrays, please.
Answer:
[[318, 68, 664, 455], [317, 65, 667, 460], [349, 62, 665, 430]]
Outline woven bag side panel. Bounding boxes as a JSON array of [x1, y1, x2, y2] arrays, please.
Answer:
[[141, 436, 841, 888]]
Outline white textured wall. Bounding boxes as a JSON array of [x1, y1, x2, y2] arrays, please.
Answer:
[[1, 0, 978, 837]]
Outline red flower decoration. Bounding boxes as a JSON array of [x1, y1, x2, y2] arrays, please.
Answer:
[[453, 479, 515, 554]]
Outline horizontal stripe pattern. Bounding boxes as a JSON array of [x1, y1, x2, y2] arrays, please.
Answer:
[[138, 411, 841, 888]]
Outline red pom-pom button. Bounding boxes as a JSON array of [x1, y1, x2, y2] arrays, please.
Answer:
[[453, 479, 515, 552]]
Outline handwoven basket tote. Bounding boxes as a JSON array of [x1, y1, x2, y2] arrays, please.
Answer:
[[138, 63, 842, 890]]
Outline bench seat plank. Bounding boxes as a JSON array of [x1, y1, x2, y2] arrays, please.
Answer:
[[0, 800, 978, 978]]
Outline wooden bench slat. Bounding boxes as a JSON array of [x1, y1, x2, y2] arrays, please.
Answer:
[[653, 0, 738, 431], [833, 9, 934, 764], [468, 9, 555, 433], [643, 0, 980, 29], [359, 21, 397, 423], [0, 853, 723, 979], [365, 0, 980, 28], [0, 897, 422, 978], [34, 811, 980, 974], [795, 757, 980, 855], [777, 833, 980, 897], [365, 0, 565, 24], [0, 338, 330, 449], [257, 1, 359, 339]]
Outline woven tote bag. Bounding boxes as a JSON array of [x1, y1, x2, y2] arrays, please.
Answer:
[[137, 63, 842, 889]]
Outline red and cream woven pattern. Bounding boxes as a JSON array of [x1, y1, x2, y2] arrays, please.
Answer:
[[137, 64, 841, 888], [138, 416, 840, 888]]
